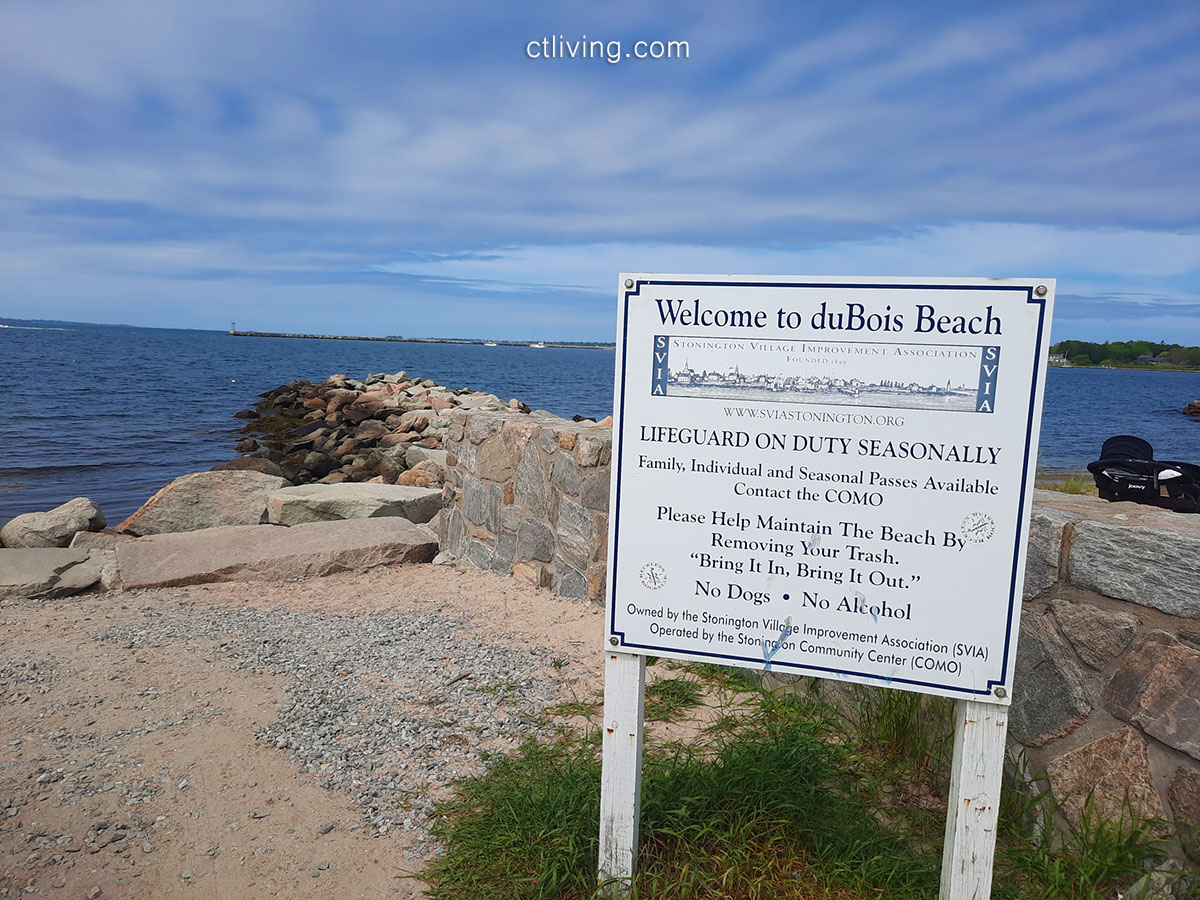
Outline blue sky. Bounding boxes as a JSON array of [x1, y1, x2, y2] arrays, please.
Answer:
[[1, 0, 1197, 343]]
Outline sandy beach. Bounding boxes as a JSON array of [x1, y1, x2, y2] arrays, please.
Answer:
[[0, 564, 606, 899]]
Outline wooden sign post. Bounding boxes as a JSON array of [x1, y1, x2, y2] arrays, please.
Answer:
[[600, 275, 1054, 897]]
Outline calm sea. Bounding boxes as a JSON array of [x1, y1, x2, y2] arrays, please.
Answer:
[[3, 322, 1198, 525]]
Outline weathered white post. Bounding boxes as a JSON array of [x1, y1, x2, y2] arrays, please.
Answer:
[[598, 651, 646, 895], [940, 698, 1009, 900]]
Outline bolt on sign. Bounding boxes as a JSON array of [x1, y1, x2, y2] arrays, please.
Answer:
[[607, 275, 1054, 703]]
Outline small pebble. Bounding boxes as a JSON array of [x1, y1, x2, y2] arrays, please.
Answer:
[[87, 888, 101, 900], [318, 823, 334, 835]]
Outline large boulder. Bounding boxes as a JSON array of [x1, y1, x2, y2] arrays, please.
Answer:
[[0, 548, 111, 598], [117, 471, 288, 536], [266, 483, 442, 526], [0, 497, 106, 548], [114, 518, 437, 588]]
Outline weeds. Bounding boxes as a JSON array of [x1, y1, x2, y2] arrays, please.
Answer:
[[995, 786, 1167, 900], [1048, 470, 1093, 494], [426, 665, 1176, 900], [643, 677, 704, 722], [842, 684, 954, 777]]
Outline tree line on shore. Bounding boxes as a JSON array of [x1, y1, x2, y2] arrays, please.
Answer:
[[1051, 339, 1200, 368]]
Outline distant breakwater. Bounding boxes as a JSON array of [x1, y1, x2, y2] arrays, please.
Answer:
[[228, 331, 614, 350]]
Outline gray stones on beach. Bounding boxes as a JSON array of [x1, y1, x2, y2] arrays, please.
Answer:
[[90, 597, 588, 845], [0, 497, 106, 548], [116, 470, 288, 536], [266, 483, 442, 526], [114, 517, 438, 588]]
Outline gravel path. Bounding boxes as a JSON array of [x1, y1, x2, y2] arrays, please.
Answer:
[[0, 565, 604, 899], [99, 602, 573, 852]]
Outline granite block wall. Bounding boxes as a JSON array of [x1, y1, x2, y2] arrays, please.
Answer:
[[1016, 490, 1200, 861], [439, 408, 611, 601]]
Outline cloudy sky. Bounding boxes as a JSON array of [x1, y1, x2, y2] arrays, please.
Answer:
[[1, 0, 1197, 342]]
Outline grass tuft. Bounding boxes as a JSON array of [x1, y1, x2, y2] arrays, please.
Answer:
[[643, 677, 704, 722]]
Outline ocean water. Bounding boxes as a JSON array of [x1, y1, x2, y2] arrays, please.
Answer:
[[3, 322, 1198, 526]]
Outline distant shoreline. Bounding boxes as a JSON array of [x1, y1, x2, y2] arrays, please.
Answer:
[[227, 330, 615, 350], [1048, 362, 1200, 373]]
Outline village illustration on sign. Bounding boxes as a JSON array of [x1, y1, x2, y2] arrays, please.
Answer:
[[650, 336, 1001, 414]]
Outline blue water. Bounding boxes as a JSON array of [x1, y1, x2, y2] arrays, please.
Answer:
[[3, 322, 1198, 525]]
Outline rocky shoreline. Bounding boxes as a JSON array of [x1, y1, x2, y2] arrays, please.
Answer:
[[221, 370, 532, 490], [0, 369, 615, 600]]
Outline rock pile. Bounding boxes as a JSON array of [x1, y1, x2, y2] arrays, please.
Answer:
[[222, 371, 530, 491], [0, 371, 532, 600], [1185, 399, 1200, 417]]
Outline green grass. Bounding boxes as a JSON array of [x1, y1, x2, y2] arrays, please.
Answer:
[[427, 693, 941, 900], [995, 791, 1168, 900], [842, 684, 955, 777], [1046, 470, 1093, 494], [643, 677, 704, 722], [426, 671, 1173, 900]]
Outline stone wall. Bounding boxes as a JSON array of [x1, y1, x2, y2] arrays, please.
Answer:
[[439, 408, 611, 601], [1017, 491, 1200, 861], [440, 409, 1200, 859]]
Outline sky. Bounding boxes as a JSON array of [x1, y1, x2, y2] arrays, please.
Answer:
[[1, 0, 1197, 343]]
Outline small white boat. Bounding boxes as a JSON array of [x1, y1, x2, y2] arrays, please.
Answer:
[[484, 341, 498, 346], [530, 341, 545, 348]]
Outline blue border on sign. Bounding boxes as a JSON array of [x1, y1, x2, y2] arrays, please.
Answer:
[[608, 279, 1048, 699]]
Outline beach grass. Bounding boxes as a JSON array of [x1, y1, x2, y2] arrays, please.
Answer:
[[425, 670, 1169, 900]]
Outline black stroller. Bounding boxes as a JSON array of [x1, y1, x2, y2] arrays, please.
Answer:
[[1086, 435, 1200, 513]]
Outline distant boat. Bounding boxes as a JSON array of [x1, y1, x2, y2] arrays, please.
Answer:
[[484, 341, 498, 346], [530, 341, 546, 348]]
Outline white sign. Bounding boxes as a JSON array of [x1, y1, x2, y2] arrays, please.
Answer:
[[605, 275, 1055, 704]]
